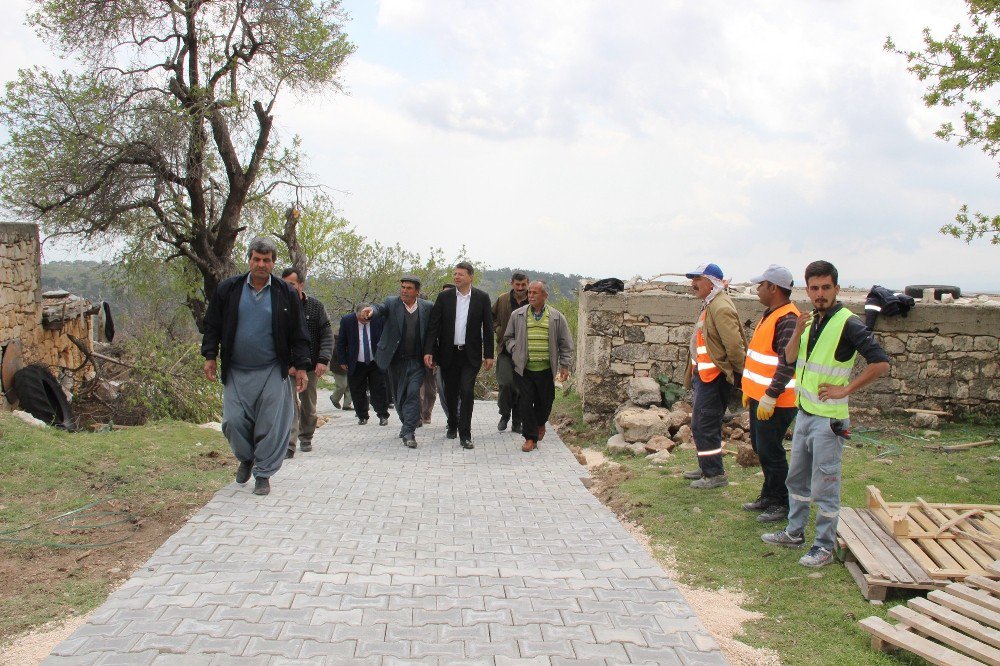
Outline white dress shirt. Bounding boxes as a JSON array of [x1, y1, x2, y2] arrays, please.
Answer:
[[454, 288, 472, 345], [357, 321, 373, 363]]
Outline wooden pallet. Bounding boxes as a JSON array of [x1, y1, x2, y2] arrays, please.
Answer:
[[837, 507, 944, 600], [867, 486, 1000, 581], [860, 575, 1000, 665]]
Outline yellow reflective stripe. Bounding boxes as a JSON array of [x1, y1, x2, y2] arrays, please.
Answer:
[[746, 348, 779, 365], [804, 361, 851, 378], [697, 448, 724, 456], [797, 386, 848, 405]]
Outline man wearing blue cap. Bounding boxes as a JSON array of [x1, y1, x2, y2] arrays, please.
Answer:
[[682, 263, 747, 489]]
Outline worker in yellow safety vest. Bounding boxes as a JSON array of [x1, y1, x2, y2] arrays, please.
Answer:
[[762, 260, 889, 568], [740, 265, 800, 523], [682, 263, 747, 489]]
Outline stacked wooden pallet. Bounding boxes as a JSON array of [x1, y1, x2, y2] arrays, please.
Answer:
[[860, 570, 1000, 665]]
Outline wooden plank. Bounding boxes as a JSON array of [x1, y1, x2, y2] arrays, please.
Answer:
[[965, 575, 1000, 597], [857, 508, 935, 584], [870, 505, 942, 574], [845, 561, 887, 601], [839, 509, 897, 581], [858, 616, 981, 665], [883, 503, 1000, 512], [909, 597, 1000, 650], [889, 605, 1000, 664], [948, 583, 1000, 614], [932, 589, 1000, 630], [940, 509, 1000, 570], [991, 561, 1000, 576], [912, 506, 987, 574], [910, 507, 979, 573]]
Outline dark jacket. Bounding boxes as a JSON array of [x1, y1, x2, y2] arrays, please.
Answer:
[[864, 285, 915, 331], [301, 293, 334, 370], [200, 272, 311, 384], [425, 286, 494, 367], [369, 296, 433, 371], [492, 290, 529, 352], [336, 312, 385, 375]]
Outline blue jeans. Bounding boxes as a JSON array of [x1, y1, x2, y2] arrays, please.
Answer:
[[388, 358, 425, 439], [691, 373, 730, 477], [748, 400, 796, 507], [785, 410, 848, 550]]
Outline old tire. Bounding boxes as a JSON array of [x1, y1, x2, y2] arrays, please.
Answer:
[[903, 284, 961, 300], [12, 364, 74, 430]]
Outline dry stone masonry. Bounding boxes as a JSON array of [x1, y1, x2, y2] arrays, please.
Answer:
[[577, 285, 1000, 423]]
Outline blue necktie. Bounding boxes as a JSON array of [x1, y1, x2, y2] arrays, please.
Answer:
[[362, 324, 372, 364]]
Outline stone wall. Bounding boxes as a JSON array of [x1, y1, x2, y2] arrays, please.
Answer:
[[576, 287, 1000, 422], [1, 223, 94, 409]]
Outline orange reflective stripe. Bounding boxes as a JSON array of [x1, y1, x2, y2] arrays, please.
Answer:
[[740, 302, 800, 407]]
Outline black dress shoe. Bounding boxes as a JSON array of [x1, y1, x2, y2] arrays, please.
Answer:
[[379, 417, 389, 426], [285, 448, 294, 459], [236, 460, 252, 484], [511, 421, 522, 434], [498, 415, 510, 431], [404, 436, 417, 449], [460, 438, 474, 449], [300, 442, 312, 452], [358, 417, 368, 425], [446, 428, 458, 439], [253, 477, 270, 495]]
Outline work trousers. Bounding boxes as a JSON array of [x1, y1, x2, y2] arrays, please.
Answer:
[[441, 353, 480, 439], [388, 357, 425, 439], [496, 352, 519, 421], [222, 364, 292, 479], [747, 399, 796, 507], [515, 368, 555, 443], [288, 370, 318, 451], [785, 410, 848, 550], [348, 361, 390, 421], [329, 371, 353, 410], [690, 373, 731, 478], [419, 367, 437, 422]]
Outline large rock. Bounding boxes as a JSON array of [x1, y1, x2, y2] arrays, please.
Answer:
[[910, 412, 940, 429], [644, 435, 675, 453], [646, 450, 673, 465], [665, 410, 689, 433], [627, 376, 662, 407], [736, 443, 759, 468], [673, 424, 694, 449], [673, 400, 693, 414], [607, 434, 632, 454], [614, 406, 675, 443]]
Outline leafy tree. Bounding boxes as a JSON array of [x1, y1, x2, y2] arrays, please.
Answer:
[[887, 1, 1000, 244], [0, 0, 355, 327]]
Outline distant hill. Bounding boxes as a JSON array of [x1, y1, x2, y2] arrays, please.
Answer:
[[40, 261, 119, 304], [477, 267, 592, 300]]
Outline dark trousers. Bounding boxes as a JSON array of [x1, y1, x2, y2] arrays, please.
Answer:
[[388, 357, 425, 438], [496, 352, 519, 421], [441, 353, 479, 439], [515, 368, 554, 442], [348, 361, 390, 420], [748, 399, 795, 507], [691, 373, 731, 477]]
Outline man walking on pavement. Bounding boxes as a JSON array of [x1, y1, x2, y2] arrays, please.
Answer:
[[424, 262, 494, 450], [328, 326, 354, 413], [503, 281, 574, 452], [359, 275, 433, 448], [740, 265, 800, 521], [682, 263, 747, 489], [201, 237, 310, 496], [337, 304, 391, 427], [492, 271, 530, 433], [281, 268, 333, 457], [763, 260, 890, 567]]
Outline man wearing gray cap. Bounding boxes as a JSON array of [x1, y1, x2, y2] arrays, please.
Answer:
[[740, 265, 800, 522], [683, 263, 747, 489], [359, 275, 433, 448]]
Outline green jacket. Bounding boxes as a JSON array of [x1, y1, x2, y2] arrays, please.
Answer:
[[683, 291, 747, 389], [492, 290, 529, 350]]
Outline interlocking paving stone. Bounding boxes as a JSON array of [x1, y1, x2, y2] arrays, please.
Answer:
[[46, 396, 724, 664]]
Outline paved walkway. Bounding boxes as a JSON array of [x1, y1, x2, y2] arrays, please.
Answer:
[[47, 394, 725, 665]]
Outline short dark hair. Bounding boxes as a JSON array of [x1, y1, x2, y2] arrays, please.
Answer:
[[511, 271, 528, 282], [777, 285, 792, 298], [804, 260, 838, 286], [455, 261, 475, 276], [281, 267, 303, 281], [440, 283, 456, 291]]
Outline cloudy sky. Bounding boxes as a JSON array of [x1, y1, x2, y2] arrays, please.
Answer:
[[4, 0, 1000, 290]]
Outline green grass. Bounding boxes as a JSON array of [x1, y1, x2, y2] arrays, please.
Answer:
[[552, 392, 1000, 666], [0, 415, 231, 640]]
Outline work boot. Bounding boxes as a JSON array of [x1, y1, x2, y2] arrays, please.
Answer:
[[742, 496, 770, 512], [446, 428, 458, 439], [253, 477, 271, 496], [498, 415, 510, 431], [799, 546, 834, 568], [330, 397, 341, 409], [522, 439, 536, 452], [285, 448, 294, 459], [757, 504, 789, 523], [404, 435, 417, 449], [690, 474, 729, 489], [761, 529, 805, 548], [235, 460, 252, 484], [379, 417, 389, 426], [682, 469, 703, 480], [358, 417, 368, 425], [300, 442, 312, 453]]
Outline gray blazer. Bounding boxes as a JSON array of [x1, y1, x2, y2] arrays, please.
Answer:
[[503, 304, 575, 378], [370, 296, 433, 371]]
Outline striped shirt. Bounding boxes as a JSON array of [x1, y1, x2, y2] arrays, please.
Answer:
[[526, 306, 551, 372]]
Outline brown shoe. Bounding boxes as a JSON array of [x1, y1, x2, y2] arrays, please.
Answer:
[[522, 440, 537, 452], [538, 425, 546, 441]]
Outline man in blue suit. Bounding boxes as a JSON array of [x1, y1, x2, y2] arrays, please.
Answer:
[[360, 275, 433, 448], [336, 304, 390, 427]]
